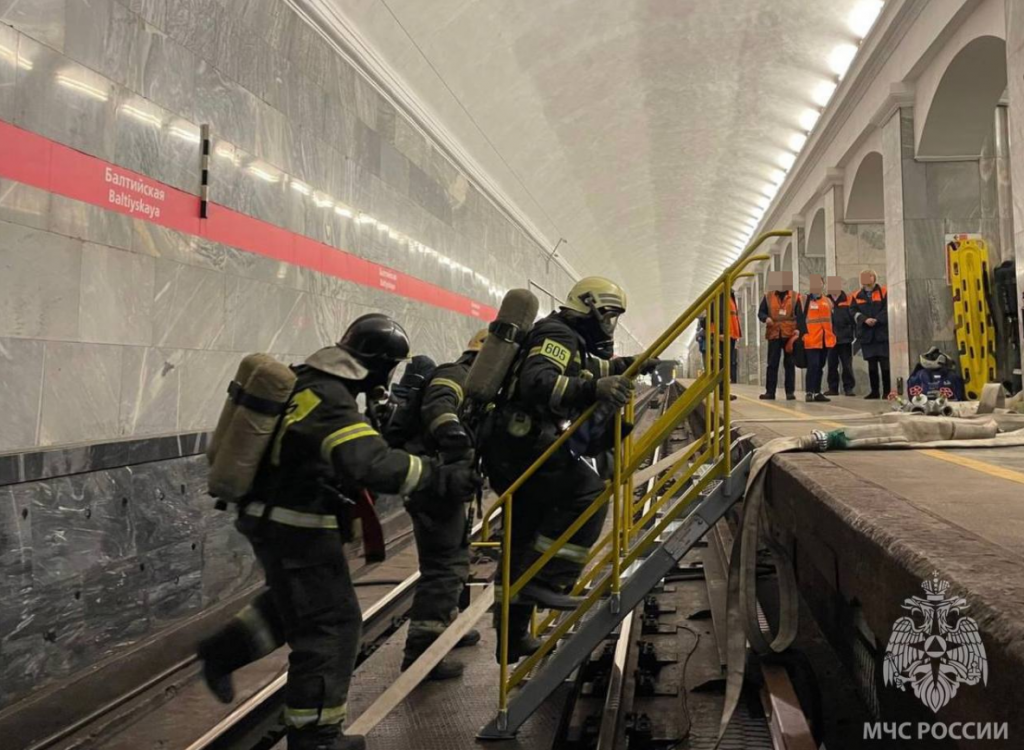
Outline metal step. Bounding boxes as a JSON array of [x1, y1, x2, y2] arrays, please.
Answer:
[[477, 452, 752, 739]]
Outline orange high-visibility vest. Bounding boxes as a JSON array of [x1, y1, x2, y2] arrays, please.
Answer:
[[765, 291, 798, 340], [729, 296, 741, 340], [802, 296, 836, 350]]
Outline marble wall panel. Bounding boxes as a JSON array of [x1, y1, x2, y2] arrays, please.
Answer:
[[31, 468, 135, 587], [0, 220, 82, 340], [0, 177, 52, 231], [114, 92, 202, 195], [165, 0, 228, 65], [38, 342, 123, 446], [0, 338, 43, 452], [907, 278, 956, 354], [0, 23, 16, 121], [65, 0, 139, 88], [50, 192, 133, 251], [926, 161, 982, 220], [0, 575, 88, 703], [118, 346, 182, 436], [902, 218, 946, 282], [176, 349, 240, 432], [127, 0, 166, 29], [152, 259, 227, 349], [128, 459, 200, 553], [193, 58, 257, 154], [14, 36, 118, 162], [201, 519, 259, 607], [82, 555, 150, 654], [79, 243, 156, 345], [145, 538, 203, 625], [0, 0, 65, 52], [126, 16, 196, 120], [0, 482, 34, 600]]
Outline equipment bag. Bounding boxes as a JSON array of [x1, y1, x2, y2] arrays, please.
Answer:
[[208, 353, 297, 500]]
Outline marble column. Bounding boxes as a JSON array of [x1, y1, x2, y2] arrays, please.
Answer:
[[1003, 0, 1024, 378], [882, 106, 1006, 388]]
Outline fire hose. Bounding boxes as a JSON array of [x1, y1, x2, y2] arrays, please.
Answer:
[[718, 412, 1024, 744]]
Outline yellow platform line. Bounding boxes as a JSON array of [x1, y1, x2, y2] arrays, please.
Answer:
[[734, 394, 1024, 486]]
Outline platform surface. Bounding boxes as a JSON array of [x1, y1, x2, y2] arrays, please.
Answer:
[[727, 385, 1024, 555], [725, 383, 1024, 739]]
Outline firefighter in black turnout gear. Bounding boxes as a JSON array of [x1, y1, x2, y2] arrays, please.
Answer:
[[482, 277, 659, 662], [386, 330, 489, 680], [197, 314, 479, 750]]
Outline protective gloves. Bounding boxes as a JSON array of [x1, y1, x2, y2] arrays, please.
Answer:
[[595, 375, 633, 407], [434, 419, 472, 451]]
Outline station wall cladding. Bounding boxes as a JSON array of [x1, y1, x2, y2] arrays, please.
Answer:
[[0, 0, 607, 709]]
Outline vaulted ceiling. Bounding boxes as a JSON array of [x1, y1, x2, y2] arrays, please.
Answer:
[[334, 0, 878, 347]]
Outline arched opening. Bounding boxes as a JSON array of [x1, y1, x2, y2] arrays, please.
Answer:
[[781, 242, 793, 274], [806, 209, 826, 258], [846, 152, 884, 222], [918, 36, 1008, 158]]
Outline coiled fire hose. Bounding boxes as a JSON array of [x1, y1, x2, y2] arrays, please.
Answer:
[[717, 412, 1024, 744]]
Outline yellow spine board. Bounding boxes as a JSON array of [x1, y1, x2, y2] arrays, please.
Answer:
[[948, 238, 997, 399]]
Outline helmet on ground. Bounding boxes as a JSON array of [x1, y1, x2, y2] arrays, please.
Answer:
[[465, 329, 488, 353], [338, 313, 410, 370], [919, 346, 950, 370], [561, 277, 627, 337]]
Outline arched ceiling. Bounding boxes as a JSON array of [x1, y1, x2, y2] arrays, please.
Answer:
[[333, 0, 875, 347]]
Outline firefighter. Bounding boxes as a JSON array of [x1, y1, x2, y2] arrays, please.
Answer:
[[825, 276, 857, 396], [197, 314, 480, 750], [481, 277, 659, 662], [796, 274, 836, 402], [395, 330, 489, 680]]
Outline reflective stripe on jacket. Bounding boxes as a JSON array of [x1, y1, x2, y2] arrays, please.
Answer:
[[828, 291, 856, 344]]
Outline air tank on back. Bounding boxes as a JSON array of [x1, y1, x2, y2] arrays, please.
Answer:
[[465, 288, 540, 403]]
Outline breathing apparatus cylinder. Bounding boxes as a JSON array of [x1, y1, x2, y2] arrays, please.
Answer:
[[465, 288, 539, 403], [208, 354, 297, 500], [207, 353, 274, 463]]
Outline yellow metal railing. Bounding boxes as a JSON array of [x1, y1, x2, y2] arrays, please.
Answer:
[[478, 231, 789, 719]]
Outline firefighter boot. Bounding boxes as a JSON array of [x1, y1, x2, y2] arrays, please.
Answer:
[[287, 726, 365, 750]]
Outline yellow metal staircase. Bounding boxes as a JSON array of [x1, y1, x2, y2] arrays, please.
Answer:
[[476, 230, 790, 738]]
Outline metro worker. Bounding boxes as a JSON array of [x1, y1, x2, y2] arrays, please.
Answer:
[[197, 314, 480, 750], [852, 269, 891, 399], [758, 274, 800, 400], [383, 330, 489, 680], [481, 277, 659, 662], [795, 274, 835, 402], [825, 275, 857, 396]]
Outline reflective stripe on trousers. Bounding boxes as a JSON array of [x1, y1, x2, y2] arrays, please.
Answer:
[[284, 702, 347, 727], [533, 533, 590, 564]]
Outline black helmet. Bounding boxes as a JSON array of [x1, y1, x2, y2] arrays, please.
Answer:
[[338, 313, 410, 372]]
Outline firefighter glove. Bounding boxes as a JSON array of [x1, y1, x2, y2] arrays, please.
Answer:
[[434, 419, 472, 451], [595, 375, 633, 407], [639, 357, 662, 375], [432, 458, 483, 501]]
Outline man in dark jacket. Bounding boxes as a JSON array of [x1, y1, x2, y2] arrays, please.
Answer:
[[851, 269, 891, 399], [197, 314, 479, 750], [481, 277, 658, 662], [825, 275, 856, 396], [757, 271, 799, 400], [394, 330, 488, 680]]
